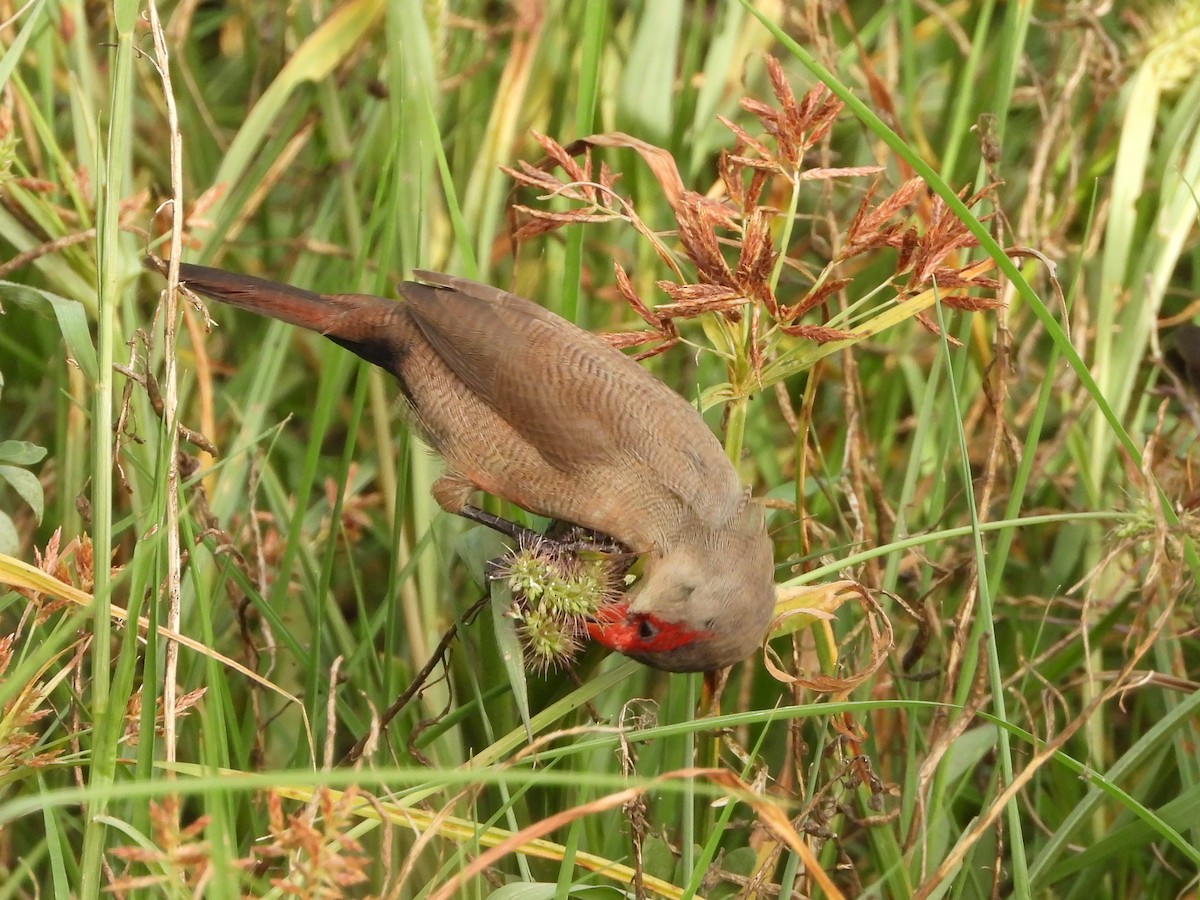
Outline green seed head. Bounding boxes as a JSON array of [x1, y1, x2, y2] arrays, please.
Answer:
[[497, 540, 625, 672]]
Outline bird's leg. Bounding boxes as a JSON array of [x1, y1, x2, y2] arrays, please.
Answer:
[[457, 504, 631, 559], [457, 504, 547, 546]]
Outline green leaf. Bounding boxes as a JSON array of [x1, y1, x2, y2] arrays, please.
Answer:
[[0, 464, 44, 523], [491, 576, 532, 743], [0, 281, 98, 384], [0, 510, 16, 556], [0, 0, 48, 95], [0, 440, 48, 466]]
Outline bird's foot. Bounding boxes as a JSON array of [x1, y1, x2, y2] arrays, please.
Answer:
[[544, 521, 632, 557]]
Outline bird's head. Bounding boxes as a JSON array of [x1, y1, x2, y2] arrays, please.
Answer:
[[587, 504, 775, 672]]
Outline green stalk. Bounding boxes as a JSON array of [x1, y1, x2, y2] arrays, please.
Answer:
[[79, 0, 137, 893]]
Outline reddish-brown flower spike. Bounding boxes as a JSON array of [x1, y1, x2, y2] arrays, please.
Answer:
[[939, 293, 1005, 312], [718, 149, 744, 208], [735, 206, 779, 310], [601, 330, 679, 360], [674, 197, 736, 287], [655, 281, 748, 318], [613, 261, 668, 331], [500, 160, 568, 195], [766, 55, 796, 116], [532, 129, 590, 187], [782, 277, 853, 324], [717, 113, 773, 163], [895, 226, 920, 273], [598, 160, 618, 193], [779, 322, 857, 342]]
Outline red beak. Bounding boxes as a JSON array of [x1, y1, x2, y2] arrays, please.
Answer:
[[587, 602, 633, 651], [587, 603, 714, 655]]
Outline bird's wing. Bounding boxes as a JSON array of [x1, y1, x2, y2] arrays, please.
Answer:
[[401, 272, 739, 513]]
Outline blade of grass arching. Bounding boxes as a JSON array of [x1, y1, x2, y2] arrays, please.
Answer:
[[35, 787, 70, 900], [1088, 67, 1158, 501], [685, 0, 744, 179], [938, 0, 999, 182], [79, 0, 138, 891], [617, 0, 680, 147], [489, 577, 533, 742], [989, 714, 1200, 872], [743, 1, 1200, 582], [1040, 779, 1200, 887], [560, 0, 608, 325], [785, 514, 1123, 616], [458, 9, 545, 280], [0, 1, 48, 94], [196, 0, 385, 257], [555, 817, 585, 897], [0, 201, 94, 311], [384, 0, 447, 725], [0, 284, 98, 384], [1028, 678, 1200, 881], [931, 296, 1029, 894]]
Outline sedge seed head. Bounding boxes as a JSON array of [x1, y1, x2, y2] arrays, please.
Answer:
[[497, 540, 625, 672], [519, 608, 582, 673]]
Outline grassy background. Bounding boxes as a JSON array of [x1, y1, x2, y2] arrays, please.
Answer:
[[2, 0, 1199, 897]]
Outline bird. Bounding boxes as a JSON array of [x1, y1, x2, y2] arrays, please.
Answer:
[[146, 258, 776, 672]]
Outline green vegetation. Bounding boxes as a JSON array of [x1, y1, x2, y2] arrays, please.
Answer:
[[1, 1, 1198, 896]]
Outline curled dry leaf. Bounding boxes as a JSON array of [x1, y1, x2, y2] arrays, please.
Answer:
[[764, 581, 893, 701]]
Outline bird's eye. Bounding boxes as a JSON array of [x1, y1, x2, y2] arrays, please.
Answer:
[[637, 617, 659, 642]]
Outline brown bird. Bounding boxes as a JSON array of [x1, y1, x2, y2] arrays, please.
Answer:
[[147, 259, 776, 671]]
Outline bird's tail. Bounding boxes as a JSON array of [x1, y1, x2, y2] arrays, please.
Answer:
[[144, 256, 384, 335]]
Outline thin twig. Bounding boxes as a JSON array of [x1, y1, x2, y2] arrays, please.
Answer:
[[341, 596, 489, 766]]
